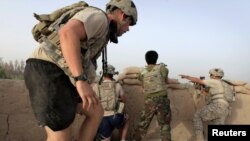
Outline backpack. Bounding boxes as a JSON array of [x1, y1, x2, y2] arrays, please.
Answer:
[[32, 1, 89, 43], [97, 81, 118, 111], [221, 80, 236, 103]]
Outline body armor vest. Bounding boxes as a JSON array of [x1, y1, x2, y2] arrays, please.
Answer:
[[98, 81, 118, 111], [209, 80, 235, 104], [141, 65, 166, 94]]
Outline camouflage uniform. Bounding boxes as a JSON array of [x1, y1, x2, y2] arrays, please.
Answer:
[[193, 78, 230, 140], [180, 68, 231, 141], [134, 96, 171, 141], [133, 64, 171, 141], [193, 102, 230, 135]]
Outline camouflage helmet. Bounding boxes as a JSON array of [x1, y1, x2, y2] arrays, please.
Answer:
[[106, 64, 116, 75], [106, 0, 137, 26], [209, 68, 224, 77]]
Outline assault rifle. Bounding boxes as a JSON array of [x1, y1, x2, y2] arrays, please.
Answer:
[[98, 47, 119, 84], [99, 47, 108, 85]]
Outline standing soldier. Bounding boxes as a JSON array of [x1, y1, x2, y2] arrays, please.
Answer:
[[133, 50, 172, 141], [180, 68, 232, 141], [24, 0, 137, 141]]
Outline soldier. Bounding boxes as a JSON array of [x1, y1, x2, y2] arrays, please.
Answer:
[[133, 50, 172, 141], [180, 68, 231, 141], [92, 64, 129, 141], [24, 0, 137, 141]]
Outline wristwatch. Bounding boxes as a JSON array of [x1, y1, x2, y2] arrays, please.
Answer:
[[73, 73, 88, 82]]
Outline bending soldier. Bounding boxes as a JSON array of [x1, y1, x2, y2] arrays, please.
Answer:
[[24, 1, 137, 141]]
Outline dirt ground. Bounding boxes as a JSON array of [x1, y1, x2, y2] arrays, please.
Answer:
[[1, 79, 250, 141]]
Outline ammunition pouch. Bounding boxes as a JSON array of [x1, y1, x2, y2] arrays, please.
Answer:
[[116, 102, 125, 114]]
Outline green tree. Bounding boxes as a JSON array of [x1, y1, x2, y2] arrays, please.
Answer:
[[0, 64, 7, 79], [0, 58, 24, 79]]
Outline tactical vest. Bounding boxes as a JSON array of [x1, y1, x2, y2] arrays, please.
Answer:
[[32, 2, 110, 84], [222, 81, 236, 103], [141, 65, 166, 94], [210, 80, 235, 104], [97, 80, 118, 111]]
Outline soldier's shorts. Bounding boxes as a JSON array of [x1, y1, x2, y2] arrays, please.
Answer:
[[98, 113, 126, 138], [24, 59, 80, 131]]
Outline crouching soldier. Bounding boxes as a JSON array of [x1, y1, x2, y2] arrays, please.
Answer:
[[92, 64, 129, 141]]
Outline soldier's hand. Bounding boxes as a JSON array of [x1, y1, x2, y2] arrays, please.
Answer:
[[75, 81, 98, 111]]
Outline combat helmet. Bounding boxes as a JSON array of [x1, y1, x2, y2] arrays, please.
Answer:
[[106, 0, 137, 26], [209, 68, 224, 77], [106, 64, 118, 75]]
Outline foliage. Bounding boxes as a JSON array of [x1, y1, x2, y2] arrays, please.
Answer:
[[0, 58, 25, 80], [0, 65, 7, 78]]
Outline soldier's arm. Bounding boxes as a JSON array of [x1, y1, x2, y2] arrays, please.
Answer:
[[179, 75, 205, 85], [59, 19, 98, 110], [160, 65, 169, 84]]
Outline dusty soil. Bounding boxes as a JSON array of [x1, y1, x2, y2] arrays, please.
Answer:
[[1, 79, 250, 141]]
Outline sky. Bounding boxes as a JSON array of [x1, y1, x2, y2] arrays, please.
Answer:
[[0, 0, 249, 83]]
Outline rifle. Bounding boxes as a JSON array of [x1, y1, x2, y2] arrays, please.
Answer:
[[99, 46, 108, 85], [192, 76, 209, 93]]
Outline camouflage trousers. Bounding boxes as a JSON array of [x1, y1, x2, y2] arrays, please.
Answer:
[[133, 96, 171, 141], [193, 102, 230, 136]]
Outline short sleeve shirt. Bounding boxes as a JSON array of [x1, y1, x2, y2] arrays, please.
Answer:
[[31, 7, 108, 61], [203, 79, 224, 95], [71, 7, 108, 40]]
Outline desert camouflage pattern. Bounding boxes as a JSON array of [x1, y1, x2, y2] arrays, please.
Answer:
[[209, 68, 224, 77], [141, 65, 167, 94], [32, 1, 89, 42], [106, 64, 116, 75], [106, 0, 137, 26], [97, 80, 118, 111], [133, 96, 171, 141], [193, 102, 230, 136]]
